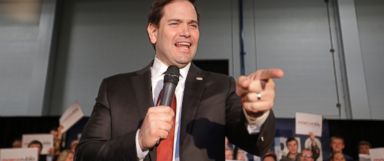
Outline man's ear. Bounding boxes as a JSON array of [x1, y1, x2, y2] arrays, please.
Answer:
[[147, 23, 158, 44]]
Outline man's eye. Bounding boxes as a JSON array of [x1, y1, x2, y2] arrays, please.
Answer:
[[190, 24, 198, 29]]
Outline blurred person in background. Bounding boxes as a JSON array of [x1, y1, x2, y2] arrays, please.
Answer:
[[263, 152, 277, 161], [330, 152, 346, 161], [58, 139, 79, 161], [28, 140, 46, 161], [280, 137, 301, 161], [225, 137, 235, 160], [358, 140, 371, 155], [304, 132, 321, 161], [299, 149, 314, 161], [11, 138, 22, 148], [327, 136, 353, 161]]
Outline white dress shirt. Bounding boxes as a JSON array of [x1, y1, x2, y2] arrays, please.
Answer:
[[135, 57, 269, 161]]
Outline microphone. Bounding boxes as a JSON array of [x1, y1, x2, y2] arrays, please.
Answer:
[[159, 65, 180, 106], [155, 66, 179, 146]]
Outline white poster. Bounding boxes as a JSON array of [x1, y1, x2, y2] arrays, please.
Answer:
[[0, 148, 38, 161], [60, 102, 84, 132], [22, 134, 53, 155], [359, 154, 370, 161], [295, 112, 323, 137], [274, 137, 287, 161], [369, 148, 384, 161]]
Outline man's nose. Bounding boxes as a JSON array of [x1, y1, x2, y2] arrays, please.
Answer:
[[180, 24, 191, 37]]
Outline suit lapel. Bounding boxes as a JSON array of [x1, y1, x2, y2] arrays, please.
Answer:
[[180, 64, 206, 152], [131, 63, 154, 125], [130, 63, 158, 160]]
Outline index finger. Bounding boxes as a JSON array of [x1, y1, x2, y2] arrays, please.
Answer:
[[249, 68, 284, 80]]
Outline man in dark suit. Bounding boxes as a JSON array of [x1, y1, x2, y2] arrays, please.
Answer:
[[75, 0, 284, 161]]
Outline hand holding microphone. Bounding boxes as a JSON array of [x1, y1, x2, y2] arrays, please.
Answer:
[[138, 66, 180, 150]]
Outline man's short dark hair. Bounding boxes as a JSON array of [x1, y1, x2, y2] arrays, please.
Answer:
[[358, 140, 371, 147], [262, 152, 277, 161], [28, 140, 43, 148], [147, 0, 200, 26], [286, 137, 298, 145], [331, 136, 344, 143]]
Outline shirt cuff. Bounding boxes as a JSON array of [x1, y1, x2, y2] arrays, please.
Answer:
[[243, 109, 270, 134], [136, 130, 149, 160]]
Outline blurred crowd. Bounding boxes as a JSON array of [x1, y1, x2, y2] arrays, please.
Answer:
[[5, 127, 375, 161], [224, 134, 373, 161], [9, 126, 79, 161]]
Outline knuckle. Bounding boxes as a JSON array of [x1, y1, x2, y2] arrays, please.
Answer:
[[150, 130, 157, 137]]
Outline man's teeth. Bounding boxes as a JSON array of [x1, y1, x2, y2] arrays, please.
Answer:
[[176, 42, 191, 48]]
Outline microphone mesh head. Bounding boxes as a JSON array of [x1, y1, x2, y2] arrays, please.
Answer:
[[164, 65, 180, 85]]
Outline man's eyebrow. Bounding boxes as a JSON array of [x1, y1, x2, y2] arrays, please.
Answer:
[[189, 20, 199, 24], [167, 19, 198, 24], [167, 19, 182, 22]]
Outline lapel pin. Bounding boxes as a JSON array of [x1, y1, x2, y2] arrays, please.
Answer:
[[196, 77, 203, 81]]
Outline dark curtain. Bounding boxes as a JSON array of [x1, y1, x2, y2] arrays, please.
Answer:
[[0, 116, 60, 148], [0, 116, 88, 149]]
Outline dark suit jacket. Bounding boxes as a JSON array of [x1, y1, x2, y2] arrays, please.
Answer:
[[75, 63, 275, 161]]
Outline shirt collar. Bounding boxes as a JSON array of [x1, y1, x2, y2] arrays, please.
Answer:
[[152, 57, 191, 79]]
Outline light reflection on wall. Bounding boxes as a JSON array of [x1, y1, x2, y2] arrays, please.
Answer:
[[0, 0, 42, 24]]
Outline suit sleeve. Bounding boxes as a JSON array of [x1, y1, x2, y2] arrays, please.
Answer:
[[75, 79, 139, 161], [225, 77, 275, 157]]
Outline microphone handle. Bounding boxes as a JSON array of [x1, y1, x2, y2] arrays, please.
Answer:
[[155, 82, 176, 147], [160, 83, 177, 106]]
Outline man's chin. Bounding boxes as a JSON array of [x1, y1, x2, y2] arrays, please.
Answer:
[[173, 60, 191, 68]]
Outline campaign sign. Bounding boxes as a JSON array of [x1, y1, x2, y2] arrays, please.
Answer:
[[0, 148, 38, 161]]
